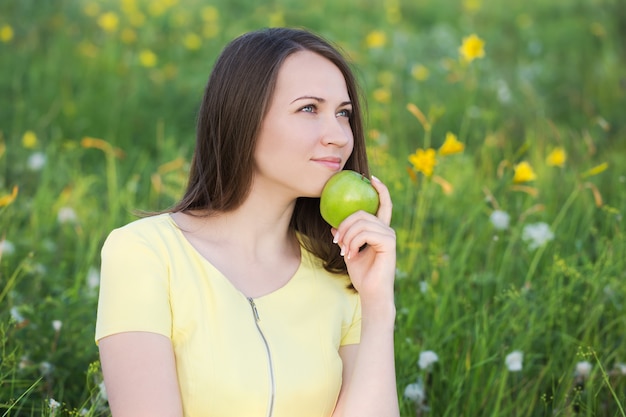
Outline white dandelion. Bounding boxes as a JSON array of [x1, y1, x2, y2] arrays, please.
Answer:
[[57, 206, 78, 224], [490, 210, 511, 231], [87, 267, 100, 292], [48, 398, 61, 409], [505, 350, 523, 372], [52, 320, 63, 332], [522, 222, 554, 250], [418, 350, 439, 370], [27, 152, 46, 171], [0, 239, 15, 256], [10, 307, 25, 324], [575, 361, 592, 378], [404, 379, 425, 403]]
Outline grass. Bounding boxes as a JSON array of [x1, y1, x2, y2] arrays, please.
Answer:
[[1, 0, 625, 415]]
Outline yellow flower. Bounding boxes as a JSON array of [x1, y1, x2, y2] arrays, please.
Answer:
[[120, 28, 137, 44], [409, 148, 437, 177], [0, 185, 18, 208], [139, 49, 157, 67], [463, 0, 481, 12], [365, 30, 386, 48], [22, 131, 38, 148], [439, 132, 465, 156], [183, 33, 201, 50], [77, 40, 98, 58], [546, 147, 566, 167], [0, 25, 14, 43], [513, 161, 536, 183], [377, 71, 395, 87], [411, 64, 430, 81], [98, 12, 119, 33], [201, 6, 219, 22], [128, 11, 146, 27], [269, 11, 285, 27], [459, 34, 485, 63], [203, 24, 219, 39], [373, 88, 391, 104], [83, 2, 100, 17]]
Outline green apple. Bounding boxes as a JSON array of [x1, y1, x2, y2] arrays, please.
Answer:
[[320, 170, 380, 228]]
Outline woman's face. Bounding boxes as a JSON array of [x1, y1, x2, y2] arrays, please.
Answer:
[[253, 50, 354, 200]]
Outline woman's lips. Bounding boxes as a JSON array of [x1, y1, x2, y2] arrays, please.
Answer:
[[312, 157, 342, 171]]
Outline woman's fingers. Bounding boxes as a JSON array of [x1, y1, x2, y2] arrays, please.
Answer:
[[370, 175, 392, 226], [335, 214, 395, 260]]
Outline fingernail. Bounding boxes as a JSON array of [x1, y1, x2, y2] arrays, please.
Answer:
[[371, 175, 381, 183], [340, 245, 346, 257], [333, 234, 338, 244]]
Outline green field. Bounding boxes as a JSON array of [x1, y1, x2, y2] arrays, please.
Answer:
[[1, 0, 625, 415]]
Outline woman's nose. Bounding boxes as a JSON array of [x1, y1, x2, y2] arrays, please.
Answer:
[[321, 116, 353, 147]]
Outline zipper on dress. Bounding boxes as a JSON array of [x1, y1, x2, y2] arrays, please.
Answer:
[[248, 297, 275, 417]]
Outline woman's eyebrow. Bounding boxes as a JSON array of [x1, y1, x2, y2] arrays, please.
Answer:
[[290, 96, 352, 107]]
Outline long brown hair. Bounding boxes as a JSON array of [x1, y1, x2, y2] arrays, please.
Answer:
[[171, 27, 370, 275]]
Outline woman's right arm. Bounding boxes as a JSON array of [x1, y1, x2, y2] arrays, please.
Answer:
[[99, 332, 183, 417]]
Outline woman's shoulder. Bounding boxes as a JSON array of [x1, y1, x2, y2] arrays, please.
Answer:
[[103, 213, 177, 252]]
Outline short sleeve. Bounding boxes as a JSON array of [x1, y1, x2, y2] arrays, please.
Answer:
[[340, 292, 361, 346], [95, 226, 172, 343]]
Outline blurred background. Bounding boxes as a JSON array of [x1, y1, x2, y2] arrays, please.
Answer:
[[1, 0, 625, 415]]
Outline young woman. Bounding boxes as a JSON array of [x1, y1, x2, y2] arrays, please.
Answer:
[[95, 27, 399, 417]]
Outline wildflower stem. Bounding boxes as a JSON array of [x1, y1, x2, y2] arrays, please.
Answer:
[[0, 254, 29, 304], [523, 188, 578, 285], [592, 351, 626, 417], [105, 150, 119, 223]]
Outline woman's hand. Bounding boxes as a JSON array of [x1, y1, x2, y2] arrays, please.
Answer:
[[331, 175, 396, 306]]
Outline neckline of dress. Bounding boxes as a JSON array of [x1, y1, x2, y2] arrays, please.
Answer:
[[165, 213, 308, 301]]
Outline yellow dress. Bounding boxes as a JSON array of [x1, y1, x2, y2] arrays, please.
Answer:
[[95, 214, 361, 417]]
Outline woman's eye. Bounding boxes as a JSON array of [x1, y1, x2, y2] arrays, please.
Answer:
[[337, 109, 352, 118], [300, 104, 316, 113]]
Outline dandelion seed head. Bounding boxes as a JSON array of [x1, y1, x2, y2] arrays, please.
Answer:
[[419, 280, 429, 294], [52, 320, 63, 332], [497, 79, 512, 103], [87, 267, 101, 291], [575, 361, 592, 377], [40, 361, 54, 376], [490, 210, 511, 230], [522, 222, 554, 250], [1, 239, 15, 255], [99, 381, 108, 400], [404, 380, 425, 403], [19, 355, 31, 369], [27, 152, 47, 171], [418, 350, 439, 369], [48, 398, 61, 409], [10, 306, 25, 323], [614, 363, 626, 375], [505, 350, 523, 372], [57, 207, 78, 224]]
